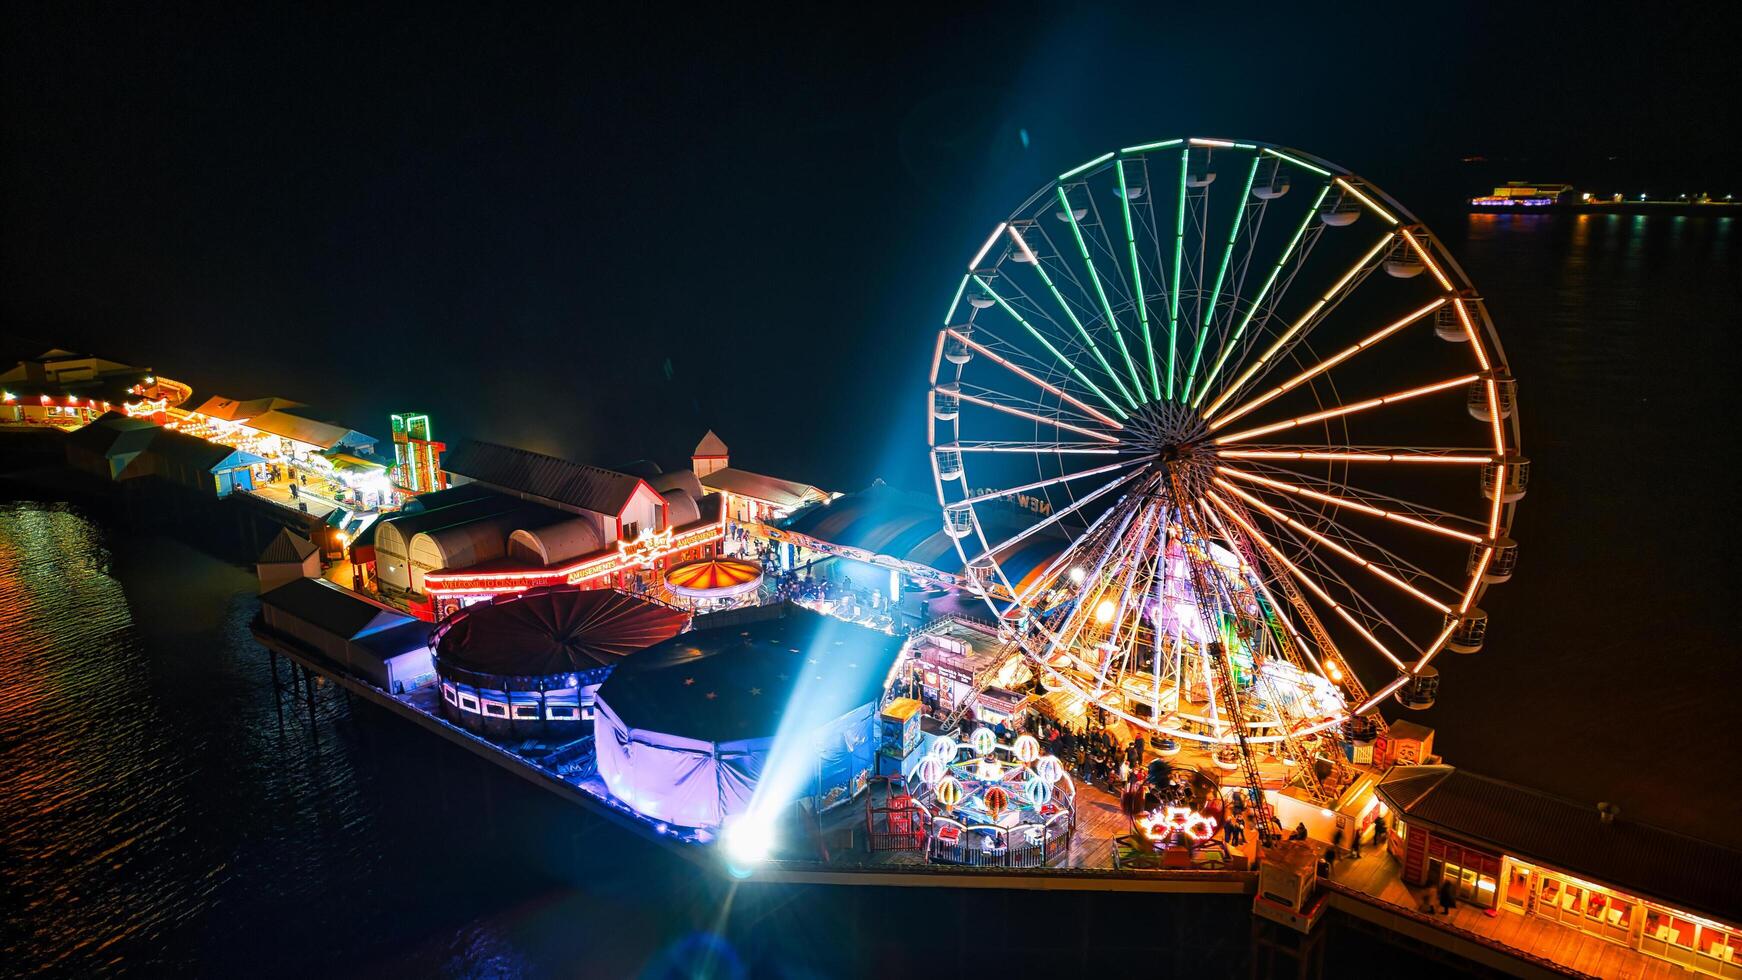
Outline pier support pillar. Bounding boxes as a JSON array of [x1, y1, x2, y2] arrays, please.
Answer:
[[1250, 915, 1325, 980]]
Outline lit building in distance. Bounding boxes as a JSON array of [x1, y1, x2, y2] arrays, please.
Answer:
[[180, 395, 378, 459], [1470, 182, 1574, 207], [0, 348, 189, 429]]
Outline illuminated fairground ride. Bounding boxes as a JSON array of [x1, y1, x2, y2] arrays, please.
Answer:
[[910, 729, 1076, 867], [929, 138, 1523, 804]]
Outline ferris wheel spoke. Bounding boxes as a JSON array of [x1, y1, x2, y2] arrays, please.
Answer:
[[943, 328, 1125, 429], [967, 469, 1146, 565], [1250, 485, 1467, 595], [1213, 373, 1481, 445], [1212, 466, 1484, 543], [1201, 232, 1398, 421], [973, 274, 1128, 418], [1217, 445, 1498, 464], [1223, 463, 1488, 539], [984, 272, 1127, 386], [958, 457, 1156, 507], [1013, 495, 1134, 607], [1189, 183, 1332, 408], [1132, 155, 1176, 397], [1294, 544, 1433, 664], [1215, 477, 1457, 613], [955, 390, 1121, 442], [1184, 154, 1263, 402], [1164, 148, 1190, 400], [1208, 297, 1450, 432], [1055, 186, 1147, 397], [1205, 490, 1411, 672], [1332, 176, 1400, 226], [954, 440, 1134, 455], [1005, 225, 1141, 409], [1113, 158, 1161, 399]]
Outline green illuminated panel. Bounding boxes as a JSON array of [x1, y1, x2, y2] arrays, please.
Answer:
[[1262, 147, 1332, 178], [1116, 160, 1157, 400], [1058, 151, 1114, 182], [973, 275, 1127, 419], [1056, 187, 1145, 402], [1184, 155, 1262, 399], [1018, 228, 1139, 409], [1191, 184, 1331, 407], [944, 273, 970, 325], [1120, 138, 1184, 155], [1167, 147, 1188, 401]]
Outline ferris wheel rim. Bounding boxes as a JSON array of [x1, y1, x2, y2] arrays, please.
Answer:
[[929, 135, 1521, 742]]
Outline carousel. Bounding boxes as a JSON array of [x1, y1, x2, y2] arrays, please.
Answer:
[[910, 728, 1075, 868], [662, 557, 763, 611]]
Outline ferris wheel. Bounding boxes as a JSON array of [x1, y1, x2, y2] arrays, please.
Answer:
[[928, 138, 1524, 772]]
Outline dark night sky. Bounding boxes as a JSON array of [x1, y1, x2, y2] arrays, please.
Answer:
[[3, 3, 1735, 490]]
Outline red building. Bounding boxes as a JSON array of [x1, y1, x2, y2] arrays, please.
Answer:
[[1378, 766, 1742, 976]]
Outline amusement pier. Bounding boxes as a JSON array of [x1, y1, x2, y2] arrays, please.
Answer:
[[6, 138, 1739, 980]]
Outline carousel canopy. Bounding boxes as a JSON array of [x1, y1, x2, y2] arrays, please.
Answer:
[[435, 587, 689, 678], [665, 557, 762, 598]]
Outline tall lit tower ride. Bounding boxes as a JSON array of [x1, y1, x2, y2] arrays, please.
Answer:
[[390, 413, 446, 495]]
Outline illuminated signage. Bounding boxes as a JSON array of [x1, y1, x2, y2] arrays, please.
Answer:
[[617, 526, 674, 568], [425, 520, 724, 596]]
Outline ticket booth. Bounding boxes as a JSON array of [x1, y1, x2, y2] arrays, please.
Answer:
[[1376, 719, 1435, 768], [880, 698, 922, 758]]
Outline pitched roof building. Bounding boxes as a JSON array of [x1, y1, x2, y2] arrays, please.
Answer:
[[442, 440, 654, 518]]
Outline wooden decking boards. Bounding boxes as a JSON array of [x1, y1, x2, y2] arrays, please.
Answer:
[[1329, 844, 1702, 980]]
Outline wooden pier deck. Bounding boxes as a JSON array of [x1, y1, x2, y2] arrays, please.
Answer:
[[253, 623, 1711, 979], [1331, 846, 1699, 980]]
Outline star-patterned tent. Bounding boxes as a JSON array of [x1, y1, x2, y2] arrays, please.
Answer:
[[593, 602, 906, 829]]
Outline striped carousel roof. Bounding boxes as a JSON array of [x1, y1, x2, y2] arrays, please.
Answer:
[[665, 557, 763, 598]]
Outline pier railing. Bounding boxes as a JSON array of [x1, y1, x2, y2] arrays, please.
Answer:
[[925, 809, 1074, 869], [1319, 879, 1596, 978]]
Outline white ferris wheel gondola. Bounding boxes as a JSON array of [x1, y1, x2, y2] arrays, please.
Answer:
[[928, 138, 1523, 770]]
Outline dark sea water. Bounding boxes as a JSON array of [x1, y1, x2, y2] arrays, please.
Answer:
[[2, 213, 1737, 977], [1414, 213, 1741, 843]]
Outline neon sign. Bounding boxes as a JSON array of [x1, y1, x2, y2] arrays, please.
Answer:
[[617, 526, 674, 568]]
